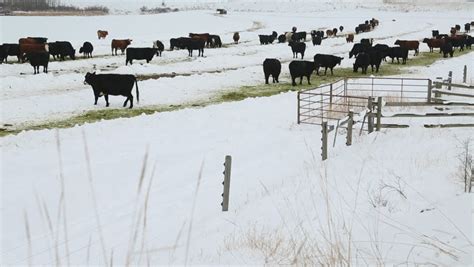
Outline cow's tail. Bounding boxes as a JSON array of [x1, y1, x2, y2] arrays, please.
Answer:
[[135, 77, 139, 103]]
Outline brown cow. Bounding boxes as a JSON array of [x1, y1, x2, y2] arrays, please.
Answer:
[[395, 40, 419, 56], [326, 29, 333, 37], [346, 34, 354, 43], [233, 32, 240, 44], [19, 43, 49, 61], [422, 38, 445, 52], [98, 30, 109, 39], [111, 39, 132, 55], [19, 37, 47, 45], [189, 33, 210, 46]]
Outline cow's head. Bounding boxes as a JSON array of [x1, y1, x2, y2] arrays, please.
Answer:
[[337, 57, 344, 65], [127, 39, 132, 45], [84, 72, 96, 85], [422, 38, 429, 43]]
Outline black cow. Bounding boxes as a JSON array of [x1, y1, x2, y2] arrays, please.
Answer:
[[289, 60, 316, 86], [445, 36, 465, 51], [48, 41, 76, 60], [1, 44, 20, 63], [126, 47, 158, 65], [278, 34, 286, 43], [465, 35, 473, 49], [312, 36, 322, 46], [79, 42, 93, 58], [349, 43, 370, 58], [316, 31, 324, 38], [440, 42, 454, 58], [263, 58, 281, 84], [170, 37, 189, 50], [432, 30, 439, 37], [353, 52, 370, 74], [332, 28, 338, 36], [292, 31, 307, 42], [465, 23, 471, 33], [386, 47, 408, 64], [313, 54, 343, 75], [455, 24, 461, 32], [288, 41, 306, 59], [209, 35, 222, 48], [24, 52, 49, 74], [373, 44, 390, 61], [0, 45, 7, 63], [84, 72, 139, 108], [360, 38, 373, 46], [339, 26, 344, 32], [259, 31, 277, 45], [367, 50, 384, 73], [153, 40, 165, 56], [182, 38, 205, 57]]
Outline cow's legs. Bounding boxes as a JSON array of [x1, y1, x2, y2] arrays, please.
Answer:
[[44, 64, 48, 73], [123, 97, 129, 107], [324, 67, 328, 76], [291, 76, 296, 86], [104, 95, 109, 107], [265, 74, 269, 84], [128, 95, 134, 108], [330, 68, 334, 75], [275, 75, 279, 83], [94, 94, 99, 105], [306, 75, 311, 85], [300, 76, 303, 85]]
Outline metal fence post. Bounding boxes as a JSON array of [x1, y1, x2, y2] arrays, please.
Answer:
[[448, 71, 452, 91], [221, 155, 232, 212], [329, 83, 333, 108], [434, 78, 442, 98], [376, 97, 382, 131], [346, 111, 353, 146], [321, 122, 328, 160], [463, 65, 467, 83]]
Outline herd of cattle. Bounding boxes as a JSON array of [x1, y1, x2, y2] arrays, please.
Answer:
[[0, 19, 473, 107]]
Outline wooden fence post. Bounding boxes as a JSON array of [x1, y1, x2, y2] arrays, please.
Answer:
[[221, 155, 232, 212], [376, 97, 382, 131], [434, 78, 442, 98], [321, 122, 328, 160], [297, 92, 301, 124], [463, 65, 467, 83], [427, 79, 432, 104], [346, 111, 353, 146], [367, 97, 374, 133], [448, 71, 452, 91]]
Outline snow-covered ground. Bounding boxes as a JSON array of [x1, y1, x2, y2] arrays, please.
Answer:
[[1, 2, 474, 266]]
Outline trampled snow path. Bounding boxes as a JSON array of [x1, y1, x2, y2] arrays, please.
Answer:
[[1, 9, 473, 127]]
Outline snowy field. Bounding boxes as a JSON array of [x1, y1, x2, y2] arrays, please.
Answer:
[[1, 1, 474, 266]]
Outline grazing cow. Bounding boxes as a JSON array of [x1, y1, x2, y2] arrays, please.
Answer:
[[189, 33, 211, 46], [209, 35, 222, 48], [182, 38, 205, 57], [446, 36, 466, 51], [48, 41, 76, 60], [432, 30, 439, 37], [24, 52, 49, 74], [332, 28, 338, 36], [153, 40, 164, 56], [373, 44, 390, 61], [0, 43, 21, 62], [278, 34, 287, 43], [440, 42, 454, 58], [326, 29, 333, 37], [349, 43, 370, 58], [422, 38, 445, 52], [288, 60, 316, 86], [288, 41, 306, 59], [233, 32, 240, 44], [263, 58, 281, 84], [387, 47, 409, 64], [19, 43, 49, 61], [353, 52, 370, 74], [394, 40, 419, 56], [339, 26, 344, 32], [312, 36, 322, 46], [170, 37, 189, 50], [465, 23, 471, 33], [292, 31, 307, 42], [367, 50, 384, 73], [97, 30, 108, 39], [360, 38, 373, 46], [111, 39, 132, 55], [346, 34, 354, 43], [126, 48, 158, 65], [313, 54, 343, 75], [79, 42, 94, 58], [259, 31, 277, 45], [84, 72, 139, 108]]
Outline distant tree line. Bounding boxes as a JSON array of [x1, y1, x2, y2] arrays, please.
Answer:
[[1, 0, 109, 13]]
